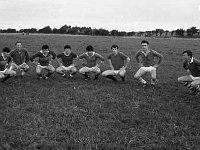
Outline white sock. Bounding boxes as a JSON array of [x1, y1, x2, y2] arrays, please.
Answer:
[[139, 77, 147, 84]]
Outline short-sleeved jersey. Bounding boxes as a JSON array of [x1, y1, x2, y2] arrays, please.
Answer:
[[79, 52, 104, 67], [135, 49, 163, 67], [0, 54, 11, 71], [183, 57, 200, 77], [107, 52, 128, 70], [57, 52, 77, 67], [10, 48, 29, 65], [30, 50, 56, 66]]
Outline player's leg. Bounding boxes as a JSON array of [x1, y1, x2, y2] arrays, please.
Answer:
[[190, 78, 200, 95], [56, 66, 67, 77], [9, 63, 18, 76], [45, 64, 55, 78], [119, 68, 126, 81], [92, 66, 101, 80], [0, 71, 5, 82], [20, 63, 29, 77], [134, 67, 147, 85], [102, 70, 118, 81], [79, 67, 90, 80], [150, 66, 157, 86], [36, 65, 43, 78], [1, 69, 15, 82], [69, 66, 77, 77]]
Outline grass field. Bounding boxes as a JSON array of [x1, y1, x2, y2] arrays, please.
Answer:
[[0, 34, 200, 149]]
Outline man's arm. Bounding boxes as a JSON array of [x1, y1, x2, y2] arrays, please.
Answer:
[[152, 50, 163, 67], [107, 59, 114, 70], [24, 50, 29, 63]]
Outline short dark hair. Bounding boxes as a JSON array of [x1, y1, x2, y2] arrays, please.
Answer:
[[183, 50, 192, 58], [2, 47, 11, 53], [64, 45, 71, 49], [86, 45, 93, 51], [15, 41, 22, 45], [141, 40, 149, 45], [111, 45, 119, 49], [42, 45, 49, 50]]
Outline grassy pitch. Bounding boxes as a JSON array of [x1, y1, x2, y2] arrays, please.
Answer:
[[0, 34, 200, 149]]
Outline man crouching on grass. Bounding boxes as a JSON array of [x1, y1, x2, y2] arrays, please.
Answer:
[[102, 44, 130, 82], [10, 41, 29, 78], [0, 47, 16, 82], [178, 50, 200, 95], [79, 45, 105, 80], [56, 45, 78, 78], [30, 45, 56, 79]]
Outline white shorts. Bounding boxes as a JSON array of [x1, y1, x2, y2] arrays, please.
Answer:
[[189, 75, 200, 81], [140, 66, 156, 72]]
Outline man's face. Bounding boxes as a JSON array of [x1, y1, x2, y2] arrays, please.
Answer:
[[141, 43, 149, 51], [87, 51, 94, 56], [112, 48, 118, 54], [2, 52, 10, 57], [16, 43, 22, 50], [182, 53, 190, 60], [64, 48, 71, 54], [42, 49, 49, 56]]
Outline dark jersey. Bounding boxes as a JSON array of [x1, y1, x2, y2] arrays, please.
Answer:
[[30, 51, 56, 66], [0, 54, 11, 71], [57, 52, 77, 67]]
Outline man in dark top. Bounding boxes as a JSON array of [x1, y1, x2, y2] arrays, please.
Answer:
[[102, 45, 130, 82], [10, 41, 29, 78], [56, 45, 78, 78], [79, 45, 105, 80], [134, 40, 163, 86], [178, 50, 200, 95], [0, 47, 16, 82], [30, 45, 56, 79]]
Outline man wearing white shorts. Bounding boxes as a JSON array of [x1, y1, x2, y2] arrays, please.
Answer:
[[10, 41, 29, 78], [178, 50, 200, 95], [102, 45, 130, 82], [134, 40, 163, 86], [30, 45, 56, 79], [56, 45, 78, 78], [0, 47, 16, 82], [79, 45, 105, 80]]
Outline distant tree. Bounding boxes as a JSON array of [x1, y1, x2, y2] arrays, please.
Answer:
[[118, 31, 127, 36], [3, 28, 17, 33], [38, 26, 52, 33], [98, 28, 110, 36], [155, 29, 164, 36], [29, 28, 37, 33], [80, 27, 92, 35], [164, 30, 169, 37], [68, 26, 80, 34], [110, 30, 119, 36], [58, 25, 71, 34], [145, 31, 152, 37], [52, 28, 59, 34], [186, 26, 198, 36], [127, 31, 135, 36], [171, 30, 175, 36], [175, 28, 185, 37]]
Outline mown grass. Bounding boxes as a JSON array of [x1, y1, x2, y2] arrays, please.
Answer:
[[0, 34, 200, 149]]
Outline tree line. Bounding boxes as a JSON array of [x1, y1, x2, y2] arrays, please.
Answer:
[[0, 25, 199, 38]]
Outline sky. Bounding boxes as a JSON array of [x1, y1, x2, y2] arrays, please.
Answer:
[[0, 0, 200, 32]]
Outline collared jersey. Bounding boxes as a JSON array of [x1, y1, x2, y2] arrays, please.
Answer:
[[30, 50, 56, 66], [10, 48, 29, 65], [135, 49, 163, 67], [183, 57, 200, 77], [0, 54, 11, 71], [107, 52, 128, 70], [57, 52, 77, 67], [79, 52, 104, 67]]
